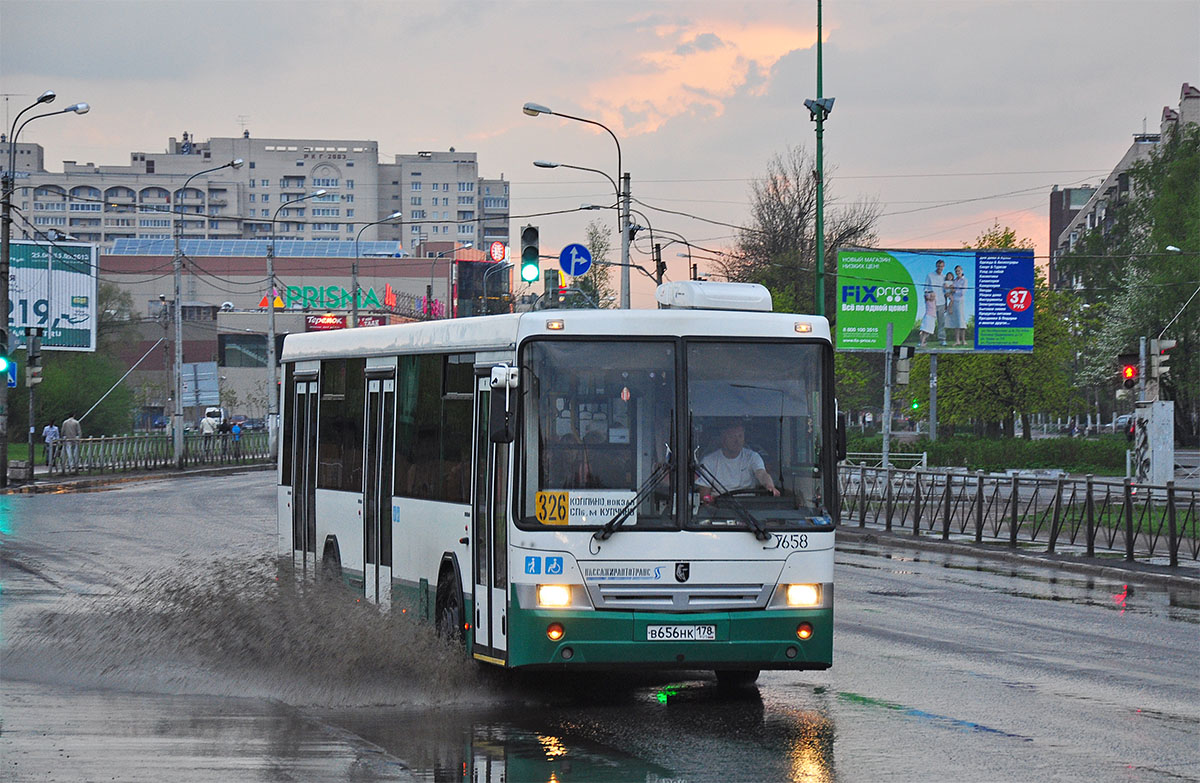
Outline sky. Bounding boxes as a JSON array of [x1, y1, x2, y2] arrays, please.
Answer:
[[2, 0, 1196, 308]]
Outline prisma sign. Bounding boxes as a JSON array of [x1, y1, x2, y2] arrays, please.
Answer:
[[836, 248, 1035, 354]]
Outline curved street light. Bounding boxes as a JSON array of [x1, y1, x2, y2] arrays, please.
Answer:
[[424, 242, 473, 320], [0, 90, 88, 487], [482, 261, 513, 316], [265, 189, 326, 457], [170, 158, 242, 467], [524, 101, 630, 308], [352, 211, 403, 327]]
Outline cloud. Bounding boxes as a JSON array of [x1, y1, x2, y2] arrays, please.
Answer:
[[674, 32, 727, 56]]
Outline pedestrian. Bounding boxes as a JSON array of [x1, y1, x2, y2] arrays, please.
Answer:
[[218, 418, 232, 457], [200, 412, 218, 457], [41, 420, 60, 469], [230, 421, 242, 460], [61, 414, 82, 473]]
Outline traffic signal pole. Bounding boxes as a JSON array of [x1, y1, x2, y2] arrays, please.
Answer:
[[882, 323, 894, 469], [929, 353, 938, 441]]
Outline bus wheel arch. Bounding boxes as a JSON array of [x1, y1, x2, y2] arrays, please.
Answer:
[[321, 537, 343, 582], [435, 554, 466, 645]]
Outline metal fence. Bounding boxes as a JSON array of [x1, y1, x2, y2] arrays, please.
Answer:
[[844, 452, 927, 469], [48, 431, 271, 475], [838, 465, 1198, 567]]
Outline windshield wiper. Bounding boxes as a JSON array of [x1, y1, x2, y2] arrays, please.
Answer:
[[593, 458, 672, 542], [693, 461, 771, 541]]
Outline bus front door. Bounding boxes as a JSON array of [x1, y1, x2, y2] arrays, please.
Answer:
[[362, 371, 396, 605], [472, 376, 509, 662], [291, 375, 319, 570]]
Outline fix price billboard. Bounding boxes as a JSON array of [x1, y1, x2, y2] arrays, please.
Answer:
[[835, 248, 1034, 353]]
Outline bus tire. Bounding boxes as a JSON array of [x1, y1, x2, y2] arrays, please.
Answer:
[[435, 572, 465, 645], [321, 539, 343, 583], [715, 669, 760, 688]]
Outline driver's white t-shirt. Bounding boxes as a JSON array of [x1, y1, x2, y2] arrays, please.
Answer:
[[698, 448, 765, 492]]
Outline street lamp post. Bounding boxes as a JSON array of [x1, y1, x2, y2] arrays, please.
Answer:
[[266, 190, 325, 458], [523, 102, 630, 308], [171, 158, 243, 468], [1, 90, 88, 487], [482, 261, 513, 315], [424, 243, 473, 320], [352, 211, 402, 328]]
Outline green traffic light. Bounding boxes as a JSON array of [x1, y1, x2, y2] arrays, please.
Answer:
[[520, 247, 540, 283], [0, 356, 9, 373], [911, 398, 919, 410]]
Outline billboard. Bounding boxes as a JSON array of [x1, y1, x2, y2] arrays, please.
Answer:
[[9, 239, 98, 352], [836, 248, 1035, 353]]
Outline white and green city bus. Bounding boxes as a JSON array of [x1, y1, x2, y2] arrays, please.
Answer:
[[278, 281, 842, 681]]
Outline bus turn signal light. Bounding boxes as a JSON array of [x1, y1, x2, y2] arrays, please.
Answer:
[[797, 622, 814, 640], [537, 584, 571, 607], [547, 623, 565, 641], [786, 584, 820, 607]]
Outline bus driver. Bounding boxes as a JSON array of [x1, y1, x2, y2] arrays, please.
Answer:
[[696, 421, 779, 497]]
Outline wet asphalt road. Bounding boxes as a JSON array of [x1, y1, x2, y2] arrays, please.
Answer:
[[2, 472, 1197, 782]]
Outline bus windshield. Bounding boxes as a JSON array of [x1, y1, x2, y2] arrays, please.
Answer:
[[520, 340, 676, 529], [688, 341, 828, 531]]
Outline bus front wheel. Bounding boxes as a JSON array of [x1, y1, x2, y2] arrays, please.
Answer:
[[435, 576, 465, 645]]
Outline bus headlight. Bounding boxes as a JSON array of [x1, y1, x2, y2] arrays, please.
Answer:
[[786, 584, 821, 607], [537, 584, 571, 607]]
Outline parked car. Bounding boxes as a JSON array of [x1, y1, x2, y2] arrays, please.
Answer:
[[1114, 414, 1132, 431], [243, 418, 266, 431]]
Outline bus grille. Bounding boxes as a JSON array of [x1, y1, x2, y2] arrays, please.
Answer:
[[588, 583, 770, 612]]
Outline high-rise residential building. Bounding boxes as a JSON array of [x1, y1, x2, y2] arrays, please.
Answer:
[[0, 132, 510, 252], [1050, 83, 1198, 287]]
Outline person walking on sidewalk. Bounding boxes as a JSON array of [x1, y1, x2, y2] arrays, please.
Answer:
[[61, 414, 82, 473], [41, 420, 60, 470]]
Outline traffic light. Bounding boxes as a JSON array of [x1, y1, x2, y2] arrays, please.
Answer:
[[910, 397, 920, 411], [1150, 338, 1177, 379], [520, 225, 540, 283], [27, 329, 42, 387], [0, 327, 8, 375], [894, 346, 913, 386], [1121, 363, 1138, 389]]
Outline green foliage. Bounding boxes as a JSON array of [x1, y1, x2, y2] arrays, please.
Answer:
[[845, 433, 1127, 475], [8, 350, 135, 438], [1057, 122, 1200, 444]]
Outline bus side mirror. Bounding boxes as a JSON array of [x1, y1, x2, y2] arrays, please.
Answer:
[[489, 365, 517, 444], [836, 412, 847, 462]]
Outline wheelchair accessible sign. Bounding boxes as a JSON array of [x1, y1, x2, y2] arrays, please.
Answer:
[[525, 555, 564, 576]]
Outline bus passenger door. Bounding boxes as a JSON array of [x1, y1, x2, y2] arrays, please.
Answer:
[[472, 375, 509, 662], [291, 374, 319, 571], [363, 370, 396, 605]]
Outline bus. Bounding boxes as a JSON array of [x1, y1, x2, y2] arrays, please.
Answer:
[[278, 280, 843, 682]]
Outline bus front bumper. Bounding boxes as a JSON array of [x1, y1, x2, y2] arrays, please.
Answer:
[[506, 607, 833, 670]]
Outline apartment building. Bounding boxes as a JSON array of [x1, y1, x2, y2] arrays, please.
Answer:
[[1050, 83, 1199, 284], [0, 132, 510, 253]]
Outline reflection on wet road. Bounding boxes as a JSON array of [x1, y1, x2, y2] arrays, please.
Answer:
[[2, 472, 1197, 782]]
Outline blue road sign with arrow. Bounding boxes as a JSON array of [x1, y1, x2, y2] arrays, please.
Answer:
[[559, 243, 592, 277]]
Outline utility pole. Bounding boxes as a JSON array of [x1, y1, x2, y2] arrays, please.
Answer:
[[929, 353, 938, 441], [620, 173, 631, 308]]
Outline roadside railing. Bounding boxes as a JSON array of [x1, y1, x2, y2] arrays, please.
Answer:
[[48, 431, 271, 475], [838, 464, 1198, 567], [844, 452, 927, 469]]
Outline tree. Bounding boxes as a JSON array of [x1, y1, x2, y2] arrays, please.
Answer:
[[910, 224, 1077, 438], [719, 146, 880, 317], [567, 219, 617, 309], [1057, 121, 1199, 443], [9, 351, 135, 438]]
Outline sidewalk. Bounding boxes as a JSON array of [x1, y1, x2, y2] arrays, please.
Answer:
[[4, 459, 273, 494]]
